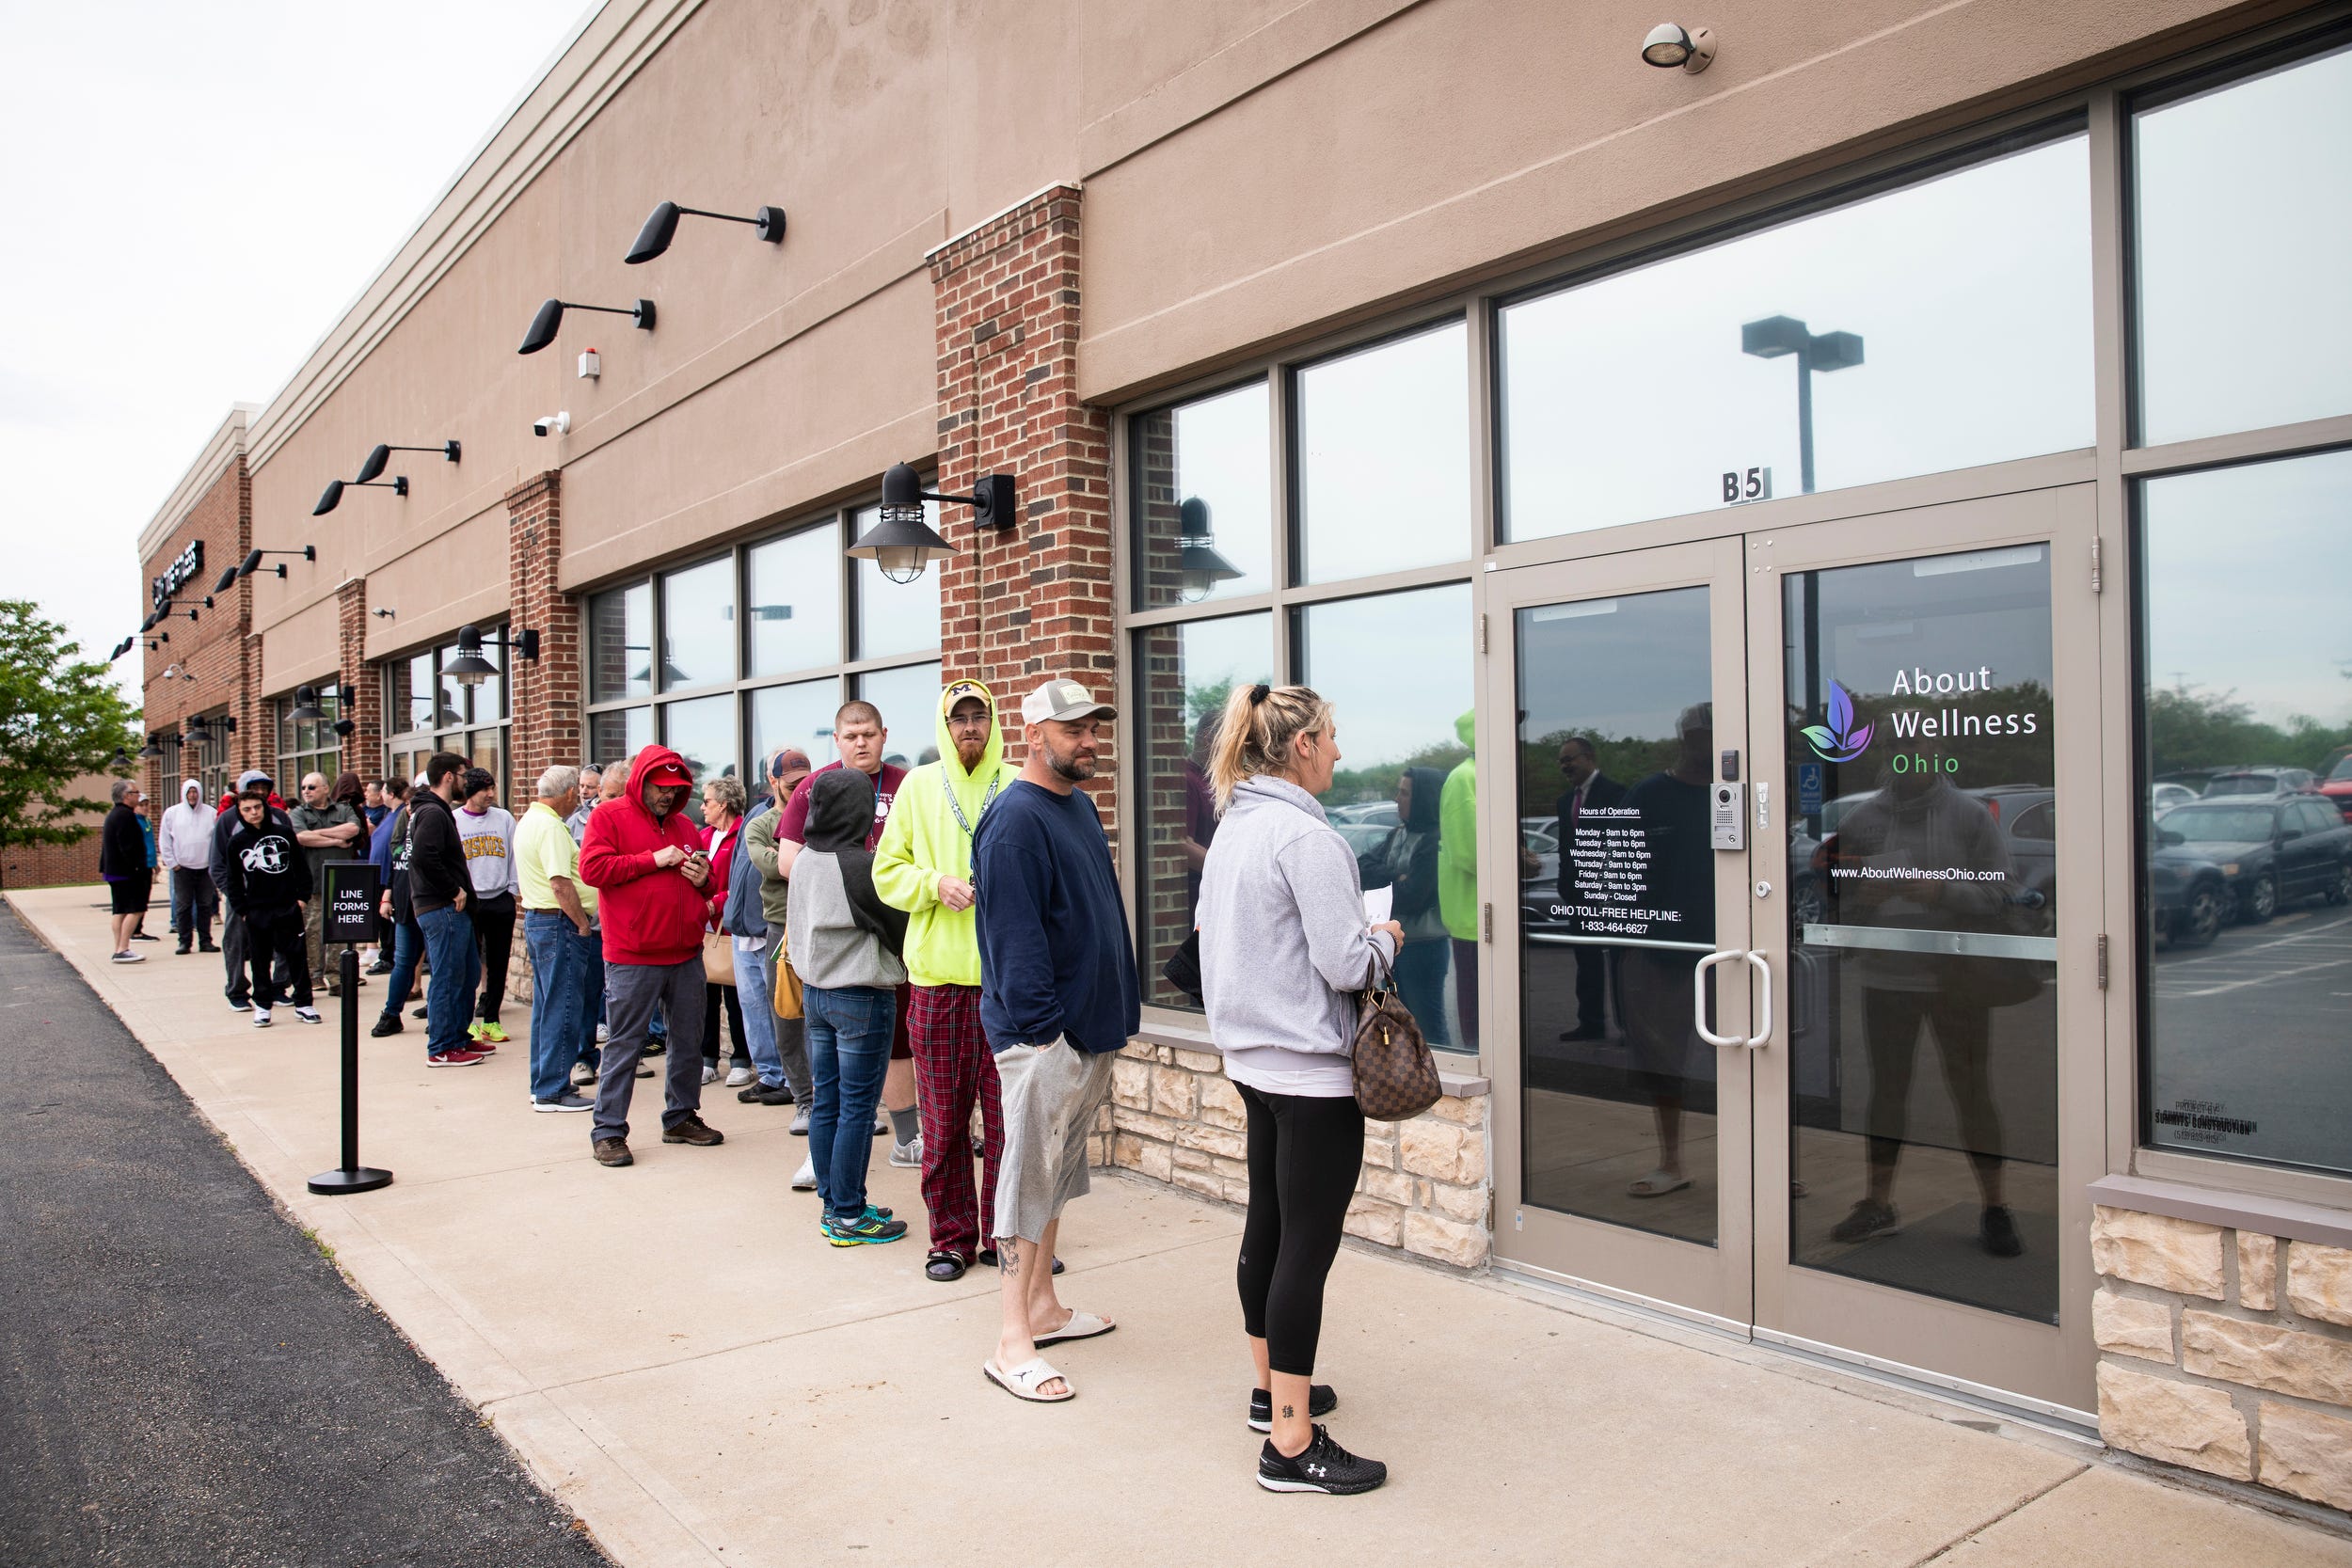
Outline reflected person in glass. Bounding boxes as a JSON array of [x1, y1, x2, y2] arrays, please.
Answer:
[[1821, 768, 2026, 1259], [1554, 736, 1627, 1042], [1437, 710, 1479, 1050], [1359, 766, 1451, 1047], [1616, 705, 1716, 1200]]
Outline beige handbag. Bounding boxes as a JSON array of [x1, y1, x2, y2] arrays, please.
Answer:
[[701, 930, 735, 987]]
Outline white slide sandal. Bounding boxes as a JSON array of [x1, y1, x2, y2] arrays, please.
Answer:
[[1034, 1310, 1116, 1347], [984, 1356, 1074, 1402]]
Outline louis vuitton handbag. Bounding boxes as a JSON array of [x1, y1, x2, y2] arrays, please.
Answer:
[[1352, 984, 1440, 1122]]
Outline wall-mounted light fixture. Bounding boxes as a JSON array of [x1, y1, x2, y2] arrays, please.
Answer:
[[518, 297, 653, 355], [238, 546, 317, 579], [211, 563, 241, 594], [372, 607, 396, 620], [1174, 498, 1246, 604], [1640, 23, 1714, 71], [624, 199, 787, 264], [137, 736, 167, 761], [314, 473, 406, 516], [108, 637, 135, 661], [443, 624, 542, 687], [356, 441, 458, 483], [845, 463, 1018, 585]]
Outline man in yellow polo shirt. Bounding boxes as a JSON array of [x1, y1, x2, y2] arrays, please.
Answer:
[[518, 764, 602, 1112]]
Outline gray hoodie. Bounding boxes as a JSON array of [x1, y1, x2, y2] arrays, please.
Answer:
[[1198, 775, 1398, 1097]]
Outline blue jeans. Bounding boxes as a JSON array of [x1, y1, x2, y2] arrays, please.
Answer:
[[804, 985, 897, 1223], [378, 916, 421, 1026], [731, 939, 784, 1087], [419, 906, 481, 1059], [525, 911, 603, 1101]]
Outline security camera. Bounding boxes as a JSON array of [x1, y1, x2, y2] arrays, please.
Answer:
[[533, 412, 570, 438]]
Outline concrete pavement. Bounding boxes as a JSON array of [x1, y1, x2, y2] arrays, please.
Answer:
[[9, 882, 2348, 1567]]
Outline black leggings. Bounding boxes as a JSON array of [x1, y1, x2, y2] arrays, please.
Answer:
[[1235, 1083, 1365, 1378], [702, 982, 746, 1062]]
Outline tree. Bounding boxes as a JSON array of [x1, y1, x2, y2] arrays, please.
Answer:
[[0, 602, 140, 882]]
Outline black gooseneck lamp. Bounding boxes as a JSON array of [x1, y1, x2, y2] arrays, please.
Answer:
[[518, 296, 654, 355], [624, 199, 787, 263], [237, 546, 318, 580]]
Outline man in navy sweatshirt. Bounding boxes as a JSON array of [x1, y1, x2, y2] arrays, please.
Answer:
[[214, 785, 317, 1028], [971, 677, 1140, 1403]]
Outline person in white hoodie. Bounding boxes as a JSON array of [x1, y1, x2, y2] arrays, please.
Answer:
[[1198, 681, 1404, 1497], [156, 779, 220, 954]]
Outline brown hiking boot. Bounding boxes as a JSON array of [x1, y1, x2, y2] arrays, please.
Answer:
[[593, 1137, 633, 1167], [661, 1117, 723, 1147]]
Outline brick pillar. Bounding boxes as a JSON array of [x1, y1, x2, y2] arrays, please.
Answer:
[[506, 471, 577, 799], [232, 459, 262, 776], [930, 185, 1118, 842], [335, 577, 379, 778]]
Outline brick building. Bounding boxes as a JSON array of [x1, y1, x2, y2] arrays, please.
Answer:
[[122, 0, 2352, 1512]]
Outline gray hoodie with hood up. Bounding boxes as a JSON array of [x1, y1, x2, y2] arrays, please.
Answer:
[[1197, 774, 1397, 1098]]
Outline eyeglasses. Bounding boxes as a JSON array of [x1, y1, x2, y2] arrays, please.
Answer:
[[946, 712, 993, 730]]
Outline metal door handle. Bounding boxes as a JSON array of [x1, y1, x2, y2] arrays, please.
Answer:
[[1742, 950, 1772, 1049], [1693, 950, 1742, 1046]]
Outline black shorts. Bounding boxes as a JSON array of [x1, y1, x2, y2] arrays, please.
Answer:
[[109, 879, 151, 916]]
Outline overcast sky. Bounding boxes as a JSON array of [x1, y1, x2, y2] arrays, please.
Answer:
[[0, 0, 589, 689]]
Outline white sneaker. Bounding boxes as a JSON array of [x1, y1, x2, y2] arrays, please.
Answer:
[[111, 950, 146, 963], [294, 1007, 322, 1025], [595, 1022, 608, 1043], [725, 1065, 755, 1087], [252, 1008, 273, 1028], [700, 1064, 719, 1085], [791, 1156, 817, 1191], [889, 1136, 924, 1169]]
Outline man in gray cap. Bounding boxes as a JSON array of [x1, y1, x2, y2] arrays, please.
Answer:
[[973, 677, 1140, 1402]]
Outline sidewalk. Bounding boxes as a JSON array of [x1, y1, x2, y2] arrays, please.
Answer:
[[13, 883, 2347, 1568]]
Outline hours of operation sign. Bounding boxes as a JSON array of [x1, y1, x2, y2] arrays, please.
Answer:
[[1551, 806, 1690, 940]]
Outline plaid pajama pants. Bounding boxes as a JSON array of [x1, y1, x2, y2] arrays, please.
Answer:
[[907, 983, 1002, 1261]]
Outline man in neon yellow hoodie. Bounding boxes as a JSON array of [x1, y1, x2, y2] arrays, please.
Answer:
[[875, 678, 1021, 1282], [1438, 708, 1479, 1051]]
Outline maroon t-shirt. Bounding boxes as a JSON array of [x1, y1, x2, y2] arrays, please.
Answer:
[[774, 759, 909, 850]]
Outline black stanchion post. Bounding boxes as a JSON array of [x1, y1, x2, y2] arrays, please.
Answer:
[[310, 863, 391, 1196]]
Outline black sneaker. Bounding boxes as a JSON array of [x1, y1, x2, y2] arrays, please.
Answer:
[[1980, 1205, 2024, 1258], [411, 1005, 429, 1020], [1248, 1385, 1338, 1433], [228, 999, 251, 1012], [370, 1014, 404, 1037], [1256, 1425, 1386, 1495], [739, 1081, 793, 1105], [1830, 1198, 1900, 1245]]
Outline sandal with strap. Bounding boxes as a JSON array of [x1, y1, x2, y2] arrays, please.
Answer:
[[1034, 1309, 1115, 1346], [983, 1356, 1073, 1402], [926, 1249, 967, 1282]]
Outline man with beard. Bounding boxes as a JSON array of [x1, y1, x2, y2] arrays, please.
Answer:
[[972, 679, 1140, 1402]]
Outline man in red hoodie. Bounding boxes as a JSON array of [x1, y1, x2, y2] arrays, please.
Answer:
[[578, 744, 724, 1167]]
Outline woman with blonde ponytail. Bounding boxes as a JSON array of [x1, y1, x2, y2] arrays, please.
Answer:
[[1198, 681, 1405, 1496]]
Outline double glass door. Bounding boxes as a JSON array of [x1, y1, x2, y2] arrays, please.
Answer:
[[1487, 485, 2101, 1412]]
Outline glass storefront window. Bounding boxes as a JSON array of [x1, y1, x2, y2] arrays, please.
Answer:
[[747, 521, 841, 677], [661, 693, 739, 825], [2133, 40, 2352, 446], [1295, 322, 1470, 583], [590, 706, 653, 773], [1298, 582, 1475, 1049], [590, 582, 654, 702], [1135, 612, 1275, 1011], [854, 502, 943, 660], [1500, 134, 2092, 540], [750, 677, 842, 788], [2138, 451, 2352, 1178], [1784, 546, 2058, 1323], [660, 557, 735, 691], [1516, 586, 1720, 1243], [1131, 380, 1275, 610], [855, 661, 945, 768]]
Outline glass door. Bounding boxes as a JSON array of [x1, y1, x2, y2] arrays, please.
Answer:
[[1487, 536, 1757, 1326], [1490, 485, 2100, 1412]]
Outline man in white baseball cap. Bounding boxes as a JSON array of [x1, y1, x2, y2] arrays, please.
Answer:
[[971, 676, 1138, 1402]]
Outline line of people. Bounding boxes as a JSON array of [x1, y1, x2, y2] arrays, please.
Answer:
[[127, 672, 1400, 1496]]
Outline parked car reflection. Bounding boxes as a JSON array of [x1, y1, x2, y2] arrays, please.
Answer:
[[2201, 767, 2320, 800], [2157, 798, 2352, 923], [2322, 753, 2352, 822], [2146, 816, 2230, 948]]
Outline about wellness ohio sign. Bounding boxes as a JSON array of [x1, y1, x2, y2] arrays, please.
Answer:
[[1802, 669, 2054, 787]]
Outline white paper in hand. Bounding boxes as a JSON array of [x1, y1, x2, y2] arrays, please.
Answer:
[[1362, 884, 1392, 923]]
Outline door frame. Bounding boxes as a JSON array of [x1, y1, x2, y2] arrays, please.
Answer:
[[1482, 481, 2103, 1417], [1483, 534, 1757, 1329]]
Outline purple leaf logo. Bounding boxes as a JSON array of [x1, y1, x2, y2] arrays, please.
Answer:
[[1803, 679, 1873, 763]]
